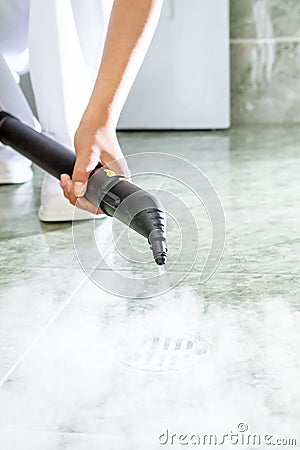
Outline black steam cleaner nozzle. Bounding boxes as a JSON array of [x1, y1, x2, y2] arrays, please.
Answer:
[[0, 110, 167, 265]]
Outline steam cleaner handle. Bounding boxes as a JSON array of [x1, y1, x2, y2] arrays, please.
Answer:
[[0, 110, 124, 214], [0, 111, 75, 179], [0, 110, 137, 214]]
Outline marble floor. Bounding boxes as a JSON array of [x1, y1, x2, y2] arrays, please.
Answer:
[[0, 125, 299, 449]]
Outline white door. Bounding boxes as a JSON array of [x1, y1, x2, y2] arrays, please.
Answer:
[[118, 0, 230, 130]]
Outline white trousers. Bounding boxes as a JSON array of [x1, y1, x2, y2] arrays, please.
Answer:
[[0, 0, 113, 146]]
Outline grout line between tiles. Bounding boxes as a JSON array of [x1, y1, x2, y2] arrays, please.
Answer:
[[231, 37, 300, 44], [0, 219, 129, 389], [0, 274, 89, 390]]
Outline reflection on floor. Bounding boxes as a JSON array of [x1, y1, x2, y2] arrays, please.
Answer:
[[0, 126, 299, 449]]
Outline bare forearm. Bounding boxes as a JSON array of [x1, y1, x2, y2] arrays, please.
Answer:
[[64, 0, 163, 206], [80, 0, 163, 129]]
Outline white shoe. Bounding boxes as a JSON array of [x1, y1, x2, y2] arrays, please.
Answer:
[[0, 144, 33, 184], [39, 173, 105, 222]]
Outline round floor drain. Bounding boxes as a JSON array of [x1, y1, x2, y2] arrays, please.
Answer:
[[118, 333, 210, 372]]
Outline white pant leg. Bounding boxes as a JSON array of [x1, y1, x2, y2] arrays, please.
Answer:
[[0, 51, 36, 184], [0, 0, 35, 126], [0, 52, 36, 128], [0, 0, 30, 55], [28, 0, 113, 147], [0, 0, 30, 74]]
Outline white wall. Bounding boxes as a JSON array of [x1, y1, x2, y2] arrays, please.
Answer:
[[118, 0, 230, 130], [20, 0, 230, 130]]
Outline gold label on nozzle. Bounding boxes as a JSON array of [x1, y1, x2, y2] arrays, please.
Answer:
[[104, 168, 127, 182], [104, 169, 116, 177]]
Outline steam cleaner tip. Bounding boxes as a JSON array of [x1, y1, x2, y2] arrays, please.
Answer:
[[155, 255, 167, 265]]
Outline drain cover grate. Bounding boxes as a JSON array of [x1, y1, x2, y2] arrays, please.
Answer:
[[118, 334, 210, 372]]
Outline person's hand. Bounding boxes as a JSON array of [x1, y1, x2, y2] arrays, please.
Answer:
[[60, 0, 163, 215], [60, 122, 130, 214]]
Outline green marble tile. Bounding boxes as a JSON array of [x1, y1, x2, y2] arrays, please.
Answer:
[[0, 226, 79, 270], [231, 0, 300, 39], [78, 128, 300, 279], [1, 128, 299, 281], [86, 269, 300, 308], [0, 165, 58, 240], [0, 188, 41, 240], [231, 41, 300, 123], [0, 166, 88, 269], [230, 0, 255, 39], [0, 266, 87, 381]]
